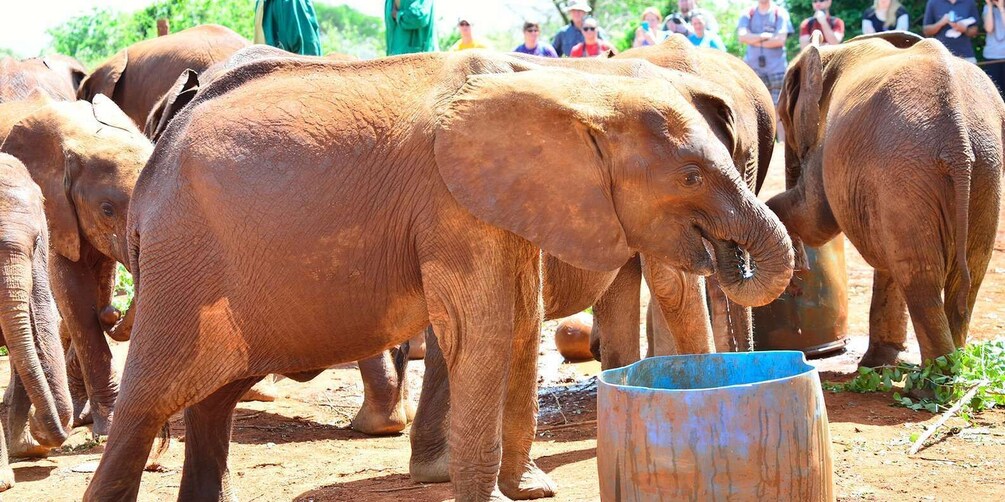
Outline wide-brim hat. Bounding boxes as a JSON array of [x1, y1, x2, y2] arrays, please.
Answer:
[[565, 1, 592, 13]]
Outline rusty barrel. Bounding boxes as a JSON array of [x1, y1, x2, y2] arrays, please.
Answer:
[[753, 235, 849, 357], [597, 352, 834, 501]]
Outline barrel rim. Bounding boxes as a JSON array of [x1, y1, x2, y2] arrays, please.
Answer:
[[598, 350, 817, 393]]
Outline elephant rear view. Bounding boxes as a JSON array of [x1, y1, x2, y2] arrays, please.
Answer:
[[78, 24, 249, 127], [767, 32, 1005, 366]]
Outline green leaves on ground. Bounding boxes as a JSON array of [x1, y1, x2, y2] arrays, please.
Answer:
[[824, 341, 1005, 416]]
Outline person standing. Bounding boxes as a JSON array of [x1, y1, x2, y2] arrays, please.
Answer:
[[633, 7, 663, 48], [738, 0, 793, 105], [665, 0, 720, 35], [688, 14, 726, 50], [983, 0, 1005, 90], [254, 0, 323, 55], [923, 0, 980, 62], [799, 0, 846, 48], [552, 1, 606, 57], [862, 0, 911, 33], [385, 0, 437, 56], [570, 18, 615, 57], [514, 21, 558, 57], [450, 17, 490, 50]]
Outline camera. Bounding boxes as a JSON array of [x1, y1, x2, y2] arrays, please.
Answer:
[[669, 14, 685, 25], [758, 55, 766, 68]]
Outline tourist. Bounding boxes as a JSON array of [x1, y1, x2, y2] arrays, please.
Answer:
[[862, 0, 911, 33], [983, 0, 1005, 90], [665, 0, 720, 35], [254, 0, 322, 55], [688, 14, 726, 50], [552, 1, 606, 57], [514, 21, 558, 57], [570, 18, 615, 57], [737, 0, 793, 105], [451, 17, 490, 50], [799, 0, 846, 48], [633, 7, 663, 47], [923, 0, 980, 62]]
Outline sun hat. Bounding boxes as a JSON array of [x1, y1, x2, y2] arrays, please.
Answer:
[[565, 1, 592, 13]]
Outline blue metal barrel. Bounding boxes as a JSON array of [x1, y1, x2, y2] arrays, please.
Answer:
[[597, 352, 834, 501]]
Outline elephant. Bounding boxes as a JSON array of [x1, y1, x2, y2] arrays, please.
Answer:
[[78, 24, 249, 127], [767, 32, 1005, 367], [407, 48, 777, 483], [0, 94, 153, 437], [0, 55, 86, 103], [82, 51, 793, 501], [0, 154, 74, 491]]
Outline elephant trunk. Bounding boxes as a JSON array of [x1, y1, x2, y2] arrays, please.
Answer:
[[0, 246, 72, 447], [706, 199, 794, 308]]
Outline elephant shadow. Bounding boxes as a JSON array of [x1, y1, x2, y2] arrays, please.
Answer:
[[167, 409, 380, 446], [291, 448, 596, 502], [13, 463, 58, 483], [820, 371, 936, 426]]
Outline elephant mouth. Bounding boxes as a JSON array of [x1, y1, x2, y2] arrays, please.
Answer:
[[697, 227, 755, 280]]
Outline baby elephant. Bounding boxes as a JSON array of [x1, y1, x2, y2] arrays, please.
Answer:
[[0, 154, 73, 491], [768, 32, 1005, 366]]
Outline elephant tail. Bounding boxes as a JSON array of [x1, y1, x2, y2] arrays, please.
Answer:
[[944, 149, 973, 318]]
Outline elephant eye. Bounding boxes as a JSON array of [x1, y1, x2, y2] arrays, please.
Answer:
[[100, 202, 115, 217], [680, 168, 703, 188]]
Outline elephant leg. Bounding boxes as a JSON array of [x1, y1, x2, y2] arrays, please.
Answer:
[[898, 273, 955, 365], [351, 348, 409, 436], [409, 326, 451, 483], [50, 255, 118, 436], [420, 243, 533, 500], [499, 254, 555, 500], [65, 342, 92, 426], [860, 270, 909, 367], [593, 255, 642, 369], [239, 374, 278, 403], [2, 371, 48, 458], [0, 411, 12, 491], [642, 258, 714, 355], [179, 377, 260, 502], [407, 332, 426, 360]]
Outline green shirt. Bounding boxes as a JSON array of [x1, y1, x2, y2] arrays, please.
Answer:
[[255, 0, 323, 56], [385, 0, 438, 55]]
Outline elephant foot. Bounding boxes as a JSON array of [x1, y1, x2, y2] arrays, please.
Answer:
[[859, 342, 907, 368], [0, 466, 14, 492], [409, 451, 451, 483], [405, 399, 416, 423], [488, 489, 514, 502], [74, 399, 93, 427], [407, 334, 426, 360], [90, 404, 113, 437], [8, 431, 52, 459], [350, 400, 408, 436], [240, 377, 278, 403], [499, 463, 557, 500]]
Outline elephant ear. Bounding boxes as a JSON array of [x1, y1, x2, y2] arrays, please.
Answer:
[[92, 94, 139, 134], [780, 46, 823, 157], [145, 69, 199, 141], [77, 49, 127, 101], [1, 108, 82, 261], [849, 30, 923, 48], [687, 88, 738, 161], [435, 71, 632, 272]]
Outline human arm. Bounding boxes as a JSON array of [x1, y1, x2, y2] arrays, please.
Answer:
[[736, 14, 761, 46], [862, 18, 876, 34], [923, 2, 951, 36], [896, 11, 911, 30], [760, 12, 792, 48], [395, 0, 433, 30], [986, 3, 995, 33], [958, 2, 981, 37]]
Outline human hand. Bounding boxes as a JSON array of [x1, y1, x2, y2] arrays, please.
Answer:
[[940, 13, 951, 25], [760, 31, 772, 40], [950, 21, 968, 32], [814, 10, 827, 22]]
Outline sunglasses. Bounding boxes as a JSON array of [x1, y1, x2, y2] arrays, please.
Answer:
[[583, 26, 597, 31], [525, 28, 539, 32], [459, 21, 470, 27]]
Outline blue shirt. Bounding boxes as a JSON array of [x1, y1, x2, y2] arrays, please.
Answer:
[[738, 4, 794, 75], [984, 4, 1005, 59], [513, 43, 559, 57], [924, 0, 979, 58], [688, 32, 725, 50]]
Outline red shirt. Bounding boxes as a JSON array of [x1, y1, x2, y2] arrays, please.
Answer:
[[570, 40, 613, 57], [799, 15, 845, 44]]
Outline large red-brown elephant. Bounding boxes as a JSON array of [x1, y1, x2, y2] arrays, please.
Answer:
[[0, 55, 86, 103], [82, 51, 792, 501], [78, 24, 249, 127]]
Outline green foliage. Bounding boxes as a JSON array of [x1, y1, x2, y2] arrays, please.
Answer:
[[314, 3, 385, 59], [113, 263, 134, 313], [47, 0, 385, 66], [824, 341, 1005, 416], [0, 47, 19, 58]]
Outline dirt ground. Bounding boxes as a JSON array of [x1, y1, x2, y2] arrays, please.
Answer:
[[3, 144, 1005, 501]]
